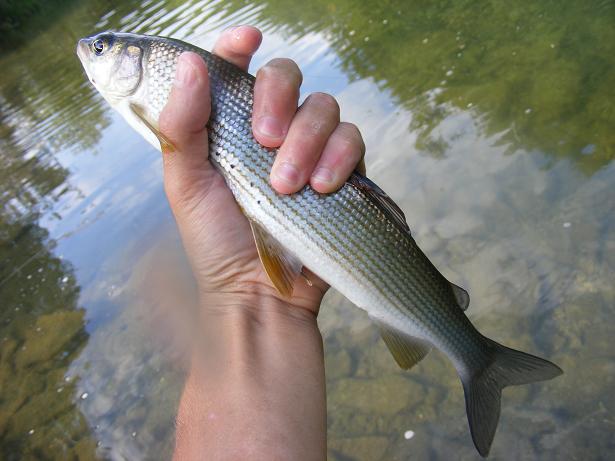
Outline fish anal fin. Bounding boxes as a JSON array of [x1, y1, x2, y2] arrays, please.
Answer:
[[348, 173, 410, 234], [451, 282, 470, 310], [249, 220, 302, 297], [376, 321, 431, 370], [129, 102, 176, 152]]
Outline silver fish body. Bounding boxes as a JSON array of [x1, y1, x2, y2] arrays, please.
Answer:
[[76, 32, 562, 456]]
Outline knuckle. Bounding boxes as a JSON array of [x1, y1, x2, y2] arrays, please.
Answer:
[[337, 122, 365, 153], [257, 58, 303, 85], [307, 92, 339, 114], [267, 57, 299, 72]]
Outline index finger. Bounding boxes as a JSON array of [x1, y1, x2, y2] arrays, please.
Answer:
[[212, 25, 262, 71]]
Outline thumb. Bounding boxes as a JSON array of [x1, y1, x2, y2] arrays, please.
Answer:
[[159, 52, 213, 213]]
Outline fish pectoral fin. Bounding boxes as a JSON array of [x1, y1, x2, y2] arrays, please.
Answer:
[[450, 282, 470, 310], [376, 321, 431, 370], [129, 102, 176, 152], [249, 220, 302, 298]]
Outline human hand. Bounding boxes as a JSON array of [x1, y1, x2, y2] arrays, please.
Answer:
[[158, 25, 365, 317]]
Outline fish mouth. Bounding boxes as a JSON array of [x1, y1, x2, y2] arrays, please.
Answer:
[[76, 38, 89, 62], [76, 39, 96, 84]]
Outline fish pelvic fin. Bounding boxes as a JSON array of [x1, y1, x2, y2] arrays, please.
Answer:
[[462, 339, 563, 457], [376, 321, 431, 370]]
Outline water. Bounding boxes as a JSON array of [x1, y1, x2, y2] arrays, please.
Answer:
[[1, 0, 614, 459]]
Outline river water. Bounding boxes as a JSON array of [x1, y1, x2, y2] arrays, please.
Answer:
[[1, 0, 614, 459]]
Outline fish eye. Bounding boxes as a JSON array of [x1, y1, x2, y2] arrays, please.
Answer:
[[92, 38, 105, 55]]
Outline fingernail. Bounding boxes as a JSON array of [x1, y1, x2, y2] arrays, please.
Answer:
[[312, 167, 334, 184], [175, 56, 196, 88], [274, 162, 300, 185], [256, 116, 284, 138]]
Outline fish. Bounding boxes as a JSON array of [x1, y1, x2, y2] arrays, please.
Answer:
[[76, 31, 562, 457]]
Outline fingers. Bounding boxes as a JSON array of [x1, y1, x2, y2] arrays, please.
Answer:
[[212, 25, 262, 71], [159, 52, 212, 210], [270, 93, 339, 194], [310, 122, 365, 193], [161, 29, 365, 205], [253, 58, 302, 147]]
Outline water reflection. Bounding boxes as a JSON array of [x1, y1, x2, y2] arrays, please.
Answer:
[[0, 215, 96, 459], [214, 0, 615, 172], [0, 0, 614, 459]]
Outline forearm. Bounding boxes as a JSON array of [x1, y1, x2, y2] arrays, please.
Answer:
[[173, 293, 326, 461]]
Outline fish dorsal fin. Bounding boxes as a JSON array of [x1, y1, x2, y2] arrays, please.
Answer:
[[249, 220, 302, 297], [376, 320, 431, 370], [451, 283, 470, 310], [129, 102, 176, 152], [348, 173, 410, 234]]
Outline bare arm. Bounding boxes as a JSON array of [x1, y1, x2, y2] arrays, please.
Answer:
[[174, 294, 325, 460]]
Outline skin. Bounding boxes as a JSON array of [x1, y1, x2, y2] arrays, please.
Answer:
[[158, 26, 365, 460]]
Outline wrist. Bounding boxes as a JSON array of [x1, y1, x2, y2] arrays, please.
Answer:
[[198, 280, 324, 320]]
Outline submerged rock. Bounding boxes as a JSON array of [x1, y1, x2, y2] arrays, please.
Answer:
[[325, 348, 353, 380], [330, 374, 424, 415], [329, 435, 390, 460]]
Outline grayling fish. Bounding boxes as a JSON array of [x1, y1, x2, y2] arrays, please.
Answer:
[[76, 32, 562, 456]]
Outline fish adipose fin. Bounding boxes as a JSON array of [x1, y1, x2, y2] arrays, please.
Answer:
[[376, 321, 431, 369], [129, 102, 176, 152], [450, 282, 470, 310], [463, 339, 563, 457], [249, 220, 302, 297]]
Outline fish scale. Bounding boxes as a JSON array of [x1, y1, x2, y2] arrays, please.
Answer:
[[77, 31, 562, 457]]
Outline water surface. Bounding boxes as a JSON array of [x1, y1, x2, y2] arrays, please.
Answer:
[[1, 0, 614, 459]]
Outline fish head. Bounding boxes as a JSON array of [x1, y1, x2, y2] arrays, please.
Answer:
[[76, 32, 144, 104], [77, 31, 169, 149]]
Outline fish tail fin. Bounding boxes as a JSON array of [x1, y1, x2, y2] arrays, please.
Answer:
[[462, 339, 562, 457]]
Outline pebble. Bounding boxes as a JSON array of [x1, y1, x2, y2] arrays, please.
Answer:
[[404, 430, 415, 440]]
